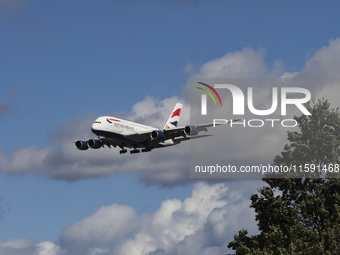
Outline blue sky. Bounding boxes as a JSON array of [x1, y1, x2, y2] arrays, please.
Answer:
[[1, 0, 340, 254]]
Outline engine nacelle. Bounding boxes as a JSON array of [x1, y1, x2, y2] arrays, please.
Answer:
[[88, 139, 102, 149], [75, 140, 89, 150], [184, 125, 199, 136], [151, 130, 166, 140]]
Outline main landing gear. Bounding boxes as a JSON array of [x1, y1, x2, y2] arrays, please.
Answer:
[[120, 148, 152, 154], [130, 149, 140, 154], [119, 149, 128, 154]]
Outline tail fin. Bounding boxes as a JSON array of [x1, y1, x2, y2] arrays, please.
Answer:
[[164, 103, 182, 129]]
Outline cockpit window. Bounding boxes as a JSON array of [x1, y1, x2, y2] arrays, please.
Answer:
[[94, 121, 101, 124]]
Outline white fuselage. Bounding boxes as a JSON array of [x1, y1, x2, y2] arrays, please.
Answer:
[[90, 116, 175, 148], [91, 116, 156, 136]]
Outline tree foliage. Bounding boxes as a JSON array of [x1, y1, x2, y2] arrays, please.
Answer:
[[228, 99, 340, 254]]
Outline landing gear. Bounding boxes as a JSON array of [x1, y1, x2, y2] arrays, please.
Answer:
[[119, 149, 128, 154], [130, 149, 140, 154], [119, 147, 152, 154]]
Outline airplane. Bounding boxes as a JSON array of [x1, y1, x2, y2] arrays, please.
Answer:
[[75, 103, 221, 154]]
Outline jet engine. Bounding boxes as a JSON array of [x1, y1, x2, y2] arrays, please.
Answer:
[[88, 139, 102, 149], [75, 140, 89, 150], [151, 130, 166, 139], [184, 125, 199, 136]]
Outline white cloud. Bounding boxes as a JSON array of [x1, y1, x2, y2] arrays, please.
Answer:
[[0, 239, 35, 249], [297, 38, 340, 109], [280, 72, 298, 78], [0, 239, 35, 255], [35, 242, 65, 255], [54, 181, 260, 255], [0, 146, 52, 175], [0, 239, 65, 255], [196, 47, 283, 78], [59, 204, 137, 255], [299, 38, 340, 78]]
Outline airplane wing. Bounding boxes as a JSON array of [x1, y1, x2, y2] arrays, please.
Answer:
[[162, 119, 242, 135], [123, 119, 241, 145], [162, 119, 242, 139], [122, 123, 211, 142], [174, 134, 212, 142]]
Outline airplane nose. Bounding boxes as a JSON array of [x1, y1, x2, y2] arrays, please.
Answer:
[[91, 125, 99, 137], [91, 119, 103, 135], [91, 122, 99, 133], [91, 123, 97, 132]]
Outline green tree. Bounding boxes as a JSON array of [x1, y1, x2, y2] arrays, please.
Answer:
[[228, 99, 340, 254]]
